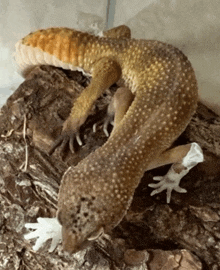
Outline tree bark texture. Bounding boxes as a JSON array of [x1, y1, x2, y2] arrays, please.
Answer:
[[0, 66, 220, 270]]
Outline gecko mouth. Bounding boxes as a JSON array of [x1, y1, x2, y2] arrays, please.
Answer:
[[62, 226, 92, 253], [62, 238, 90, 254]]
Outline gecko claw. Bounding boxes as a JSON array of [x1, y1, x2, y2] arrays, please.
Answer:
[[103, 116, 113, 137], [75, 131, 83, 146], [69, 134, 75, 154]]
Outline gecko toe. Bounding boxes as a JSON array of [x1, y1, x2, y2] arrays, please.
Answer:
[[92, 115, 114, 137], [48, 135, 65, 155]]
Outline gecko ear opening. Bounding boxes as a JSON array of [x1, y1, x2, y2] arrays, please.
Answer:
[[87, 227, 104, 241]]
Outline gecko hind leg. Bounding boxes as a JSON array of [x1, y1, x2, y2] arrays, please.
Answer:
[[111, 87, 134, 131], [94, 87, 134, 137], [102, 25, 131, 39], [148, 143, 204, 203]]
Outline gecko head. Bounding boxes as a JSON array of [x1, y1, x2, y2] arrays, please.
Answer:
[[57, 194, 105, 253]]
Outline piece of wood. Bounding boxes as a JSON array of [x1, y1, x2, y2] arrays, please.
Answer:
[[0, 65, 219, 269]]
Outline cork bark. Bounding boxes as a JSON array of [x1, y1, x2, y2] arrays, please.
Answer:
[[0, 65, 220, 270]]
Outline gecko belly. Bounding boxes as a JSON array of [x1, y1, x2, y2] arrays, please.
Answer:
[[14, 40, 91, 77]]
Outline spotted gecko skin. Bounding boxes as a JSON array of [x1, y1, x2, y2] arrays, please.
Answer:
[[15, 26, 198, 252]]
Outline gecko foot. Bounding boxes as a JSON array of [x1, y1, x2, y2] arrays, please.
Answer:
[[48, 130, 82, 155], [48, 113, 86, 155], [93, 114, 114, 137], [149, 174, 187, 204], [149, 142, 203, 203]]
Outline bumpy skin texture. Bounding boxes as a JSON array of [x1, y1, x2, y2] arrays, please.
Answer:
[[15, 26, 198, 253]]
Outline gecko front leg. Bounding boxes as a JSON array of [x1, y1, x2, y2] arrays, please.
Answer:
[[149, 143, 204, 203], [49, 57, 122, 154]]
